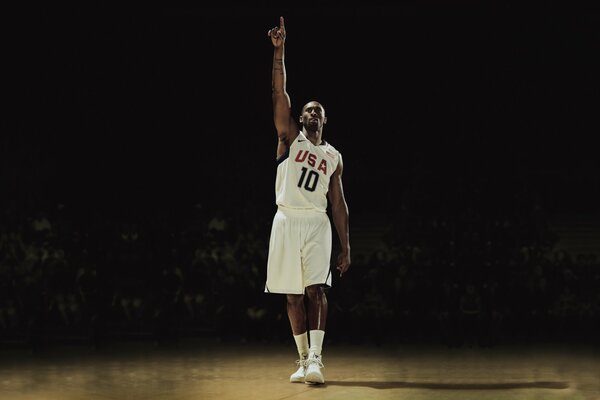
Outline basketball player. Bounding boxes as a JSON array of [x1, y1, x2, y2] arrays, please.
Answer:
[[265, 16, 351, 385]]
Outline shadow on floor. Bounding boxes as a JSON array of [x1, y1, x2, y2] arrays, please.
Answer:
[[323, 381, 570, 390]]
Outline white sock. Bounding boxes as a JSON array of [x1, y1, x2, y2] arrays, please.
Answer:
[[309, 330, 325, 356], [293, 332, 309, 359]]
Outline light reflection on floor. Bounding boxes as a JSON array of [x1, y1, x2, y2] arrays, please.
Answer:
[[0, 338, 598, 400]]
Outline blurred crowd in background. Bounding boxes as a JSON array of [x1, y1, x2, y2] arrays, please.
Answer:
[[1, 175, 598, 352]]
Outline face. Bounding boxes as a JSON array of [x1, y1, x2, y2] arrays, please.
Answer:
[[300, 101, 327, 131]]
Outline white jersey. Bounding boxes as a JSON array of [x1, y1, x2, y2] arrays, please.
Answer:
[[275, 132, 341, 213]]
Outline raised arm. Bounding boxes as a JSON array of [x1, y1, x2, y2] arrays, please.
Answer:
[[328, 156, 351, 277], [268, 16, 299, 158]]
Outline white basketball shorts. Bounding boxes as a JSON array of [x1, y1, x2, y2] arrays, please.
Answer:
[[265, 207, 332, 294]]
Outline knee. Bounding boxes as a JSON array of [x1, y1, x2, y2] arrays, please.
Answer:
[[305, 286, 325, 302], [286, 294, 304, 307]]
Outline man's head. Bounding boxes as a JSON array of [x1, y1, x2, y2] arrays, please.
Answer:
[[300, 101, 327, 132]]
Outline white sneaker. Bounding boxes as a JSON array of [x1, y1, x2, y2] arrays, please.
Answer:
[[289, 358, 307, 383], [304, 353, 324, 384]]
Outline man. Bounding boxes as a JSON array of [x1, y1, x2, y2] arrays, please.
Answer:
[[265, 16, 351, 385]]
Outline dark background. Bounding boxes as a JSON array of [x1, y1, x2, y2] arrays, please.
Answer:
[[1, 3, 599, 349], [5, 3, 599, 214]]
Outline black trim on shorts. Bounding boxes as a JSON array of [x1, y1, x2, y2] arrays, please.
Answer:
[[325, 269, 331, 285], [276, 149, 289, 165]]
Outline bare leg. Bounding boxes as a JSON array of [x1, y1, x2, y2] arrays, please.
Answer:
[[286, 294, 306, 335], [305, 285, 327, 331], [304, 285, 327, 383]]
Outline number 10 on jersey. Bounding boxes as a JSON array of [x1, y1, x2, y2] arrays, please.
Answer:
[[298, 167, 319, 192]]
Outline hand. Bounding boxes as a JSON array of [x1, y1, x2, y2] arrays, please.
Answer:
[[336, 249, 351, 278], [268, 16, 286, 48]]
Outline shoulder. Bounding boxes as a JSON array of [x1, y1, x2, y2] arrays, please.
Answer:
[[323, 141, 341, 162]]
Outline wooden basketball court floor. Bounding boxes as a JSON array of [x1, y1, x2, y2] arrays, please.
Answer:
[[0, 338, 598, 400]]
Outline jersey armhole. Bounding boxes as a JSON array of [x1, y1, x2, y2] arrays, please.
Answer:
[[276, 148, 290, 165]]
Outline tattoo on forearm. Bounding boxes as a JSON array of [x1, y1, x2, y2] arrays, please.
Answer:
[[273, 67, 284, 77], [274, 59, 283, 68], [273, 58, 284, 83]]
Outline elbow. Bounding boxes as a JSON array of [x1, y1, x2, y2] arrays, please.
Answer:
[[332, 202, 349, 219], [338, 199, 349, 215], [272, 90, 287, 100]]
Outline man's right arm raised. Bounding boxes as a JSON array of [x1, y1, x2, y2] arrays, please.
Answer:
[[269, 16, 298, 158]]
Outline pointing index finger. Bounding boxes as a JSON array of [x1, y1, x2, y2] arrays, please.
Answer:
[[280, 16, 285, 31]]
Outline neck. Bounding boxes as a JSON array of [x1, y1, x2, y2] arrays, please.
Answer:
[[304, 129, 322, 146]]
